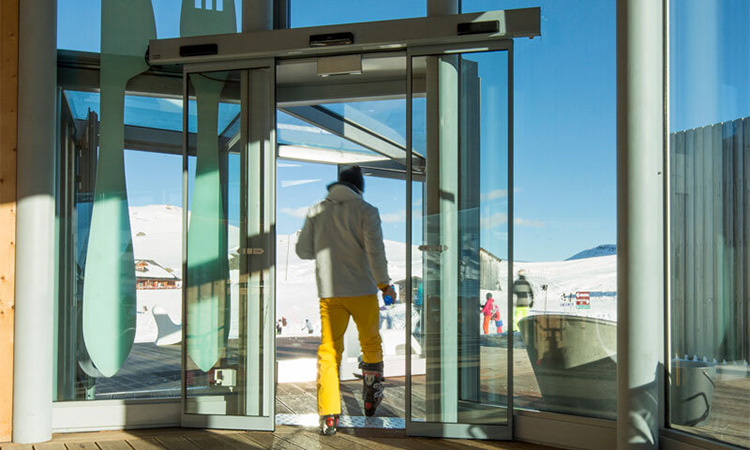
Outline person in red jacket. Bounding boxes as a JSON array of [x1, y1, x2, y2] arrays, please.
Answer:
[[481, 292, 495, 335]]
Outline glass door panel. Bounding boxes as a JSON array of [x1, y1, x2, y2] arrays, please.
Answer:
[[182, 63, 275, 430], [407, 45, 512, 439]]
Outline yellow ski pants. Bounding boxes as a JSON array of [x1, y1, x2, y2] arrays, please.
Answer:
[[514, 306, 530, 332], [317, 294, 383, 415]]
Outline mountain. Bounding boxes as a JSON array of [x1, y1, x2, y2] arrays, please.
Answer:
[[566, 244, 617, 261]]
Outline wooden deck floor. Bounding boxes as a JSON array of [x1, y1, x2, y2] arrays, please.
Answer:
[[0, 427, 558, 450], [35, 336, 749, 448]]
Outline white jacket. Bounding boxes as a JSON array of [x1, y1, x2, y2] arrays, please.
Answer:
[[295, 184, 391, 298]]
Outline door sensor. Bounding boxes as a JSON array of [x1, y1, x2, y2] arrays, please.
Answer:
[[309, 32, 355, 47], [457, 20, 499, 36], [179, 43, 218, 57], [317, 54, 363, 77]]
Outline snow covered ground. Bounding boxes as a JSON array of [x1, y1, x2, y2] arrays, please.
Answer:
[[129, 205, 617, 343]]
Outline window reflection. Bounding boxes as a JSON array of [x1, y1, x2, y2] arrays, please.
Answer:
[[56, 90, 183, 400], [462, 0, 618, 421], [290, 0, 424, 28], [669, 1, 749, 446], [57, 0, 243, 52]]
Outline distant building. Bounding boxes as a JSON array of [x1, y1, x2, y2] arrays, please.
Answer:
[[393, 277, 422, 304], [135, 259, 181, 290], [480, 248, 503, 291]]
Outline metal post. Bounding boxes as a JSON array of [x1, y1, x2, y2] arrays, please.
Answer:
[[13, 0, 57, 444], [243, 0, 274, 32], [424, 0, 459, 422], [616, 0, 665, 448]]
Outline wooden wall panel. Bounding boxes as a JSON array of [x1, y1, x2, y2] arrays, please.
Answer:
[[684, 129, 696, 352], [734, 119, 746, 358], [0, 0, 18, 443], [670, 117, 750, 362], [710, 123, 723, 355]]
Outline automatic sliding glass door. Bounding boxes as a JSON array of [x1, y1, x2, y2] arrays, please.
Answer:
[[182, 60, 276, 430], [406, 42, 513, 439]]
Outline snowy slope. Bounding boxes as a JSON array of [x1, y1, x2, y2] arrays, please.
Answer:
[[128, 205, 422, 341], [130, 205, 184, 277], [275, 232, 422, 334], [128, 205, 618, 343], [130, 204, 241, 278]]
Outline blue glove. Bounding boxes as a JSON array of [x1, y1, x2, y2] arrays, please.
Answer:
[[383, 285, 395, 306]]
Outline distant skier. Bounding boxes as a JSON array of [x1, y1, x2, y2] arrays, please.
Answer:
[[492, 305, 503, 334], [513, 269, 535, 331], [303, 318, 314, 334]]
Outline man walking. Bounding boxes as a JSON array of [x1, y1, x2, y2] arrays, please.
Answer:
[[296, 166, 396, 435]]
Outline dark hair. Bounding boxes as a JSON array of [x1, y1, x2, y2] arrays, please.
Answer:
[[339, 165, 364, 194], [486, 292, 493, 299]]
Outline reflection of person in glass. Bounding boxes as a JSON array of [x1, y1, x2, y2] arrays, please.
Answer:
[[296, 166, 396, 436], [481, 292, 495, 335], [513, 269, 534, 331]]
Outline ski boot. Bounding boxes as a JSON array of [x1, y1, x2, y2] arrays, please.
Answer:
[[319, 414, 340, 436], [360, 361, 385, 417]]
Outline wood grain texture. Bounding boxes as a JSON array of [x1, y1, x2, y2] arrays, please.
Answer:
[[0, 426, 561, 450], [0, 0, 18, 444], [63, 442, 100, 450], [96, 440, 134, 450], [154, 436, 199, 450], [125, 438, 166, 450]]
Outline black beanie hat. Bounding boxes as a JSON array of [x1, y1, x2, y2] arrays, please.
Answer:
[[338, 165, 364, 194]]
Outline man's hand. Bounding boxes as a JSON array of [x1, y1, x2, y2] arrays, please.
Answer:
[[381, 285, 397, 301]]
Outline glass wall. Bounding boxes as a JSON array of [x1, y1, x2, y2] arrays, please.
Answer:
[[461, 0, 618, 420], [58, 0, 243, 53], [668, 1, 750, 447], [409, 49, 510, 426], [55, 0, 247, 403], [289, 0, 424, 28], [56, 88, 184, 401]]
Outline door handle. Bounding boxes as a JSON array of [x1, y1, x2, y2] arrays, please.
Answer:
[[239, 248, 265, 255]]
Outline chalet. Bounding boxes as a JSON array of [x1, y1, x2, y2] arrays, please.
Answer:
[[134, 259, 181, 290]]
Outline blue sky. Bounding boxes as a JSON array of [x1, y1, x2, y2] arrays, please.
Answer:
[[59, 0, 749, 262]]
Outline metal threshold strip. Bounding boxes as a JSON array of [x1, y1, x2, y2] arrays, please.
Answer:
[[275, 414, 406, 429]]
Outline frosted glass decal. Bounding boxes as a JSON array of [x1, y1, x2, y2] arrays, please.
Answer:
[[182, 0, 236, 373], [82, 0, 156, 378]]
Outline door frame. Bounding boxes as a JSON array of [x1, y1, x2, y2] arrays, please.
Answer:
[[52, 8, 539, 434], [404, 39, 514, 440], [147, 8, 540, 66], [180, 57, 277, 431]]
